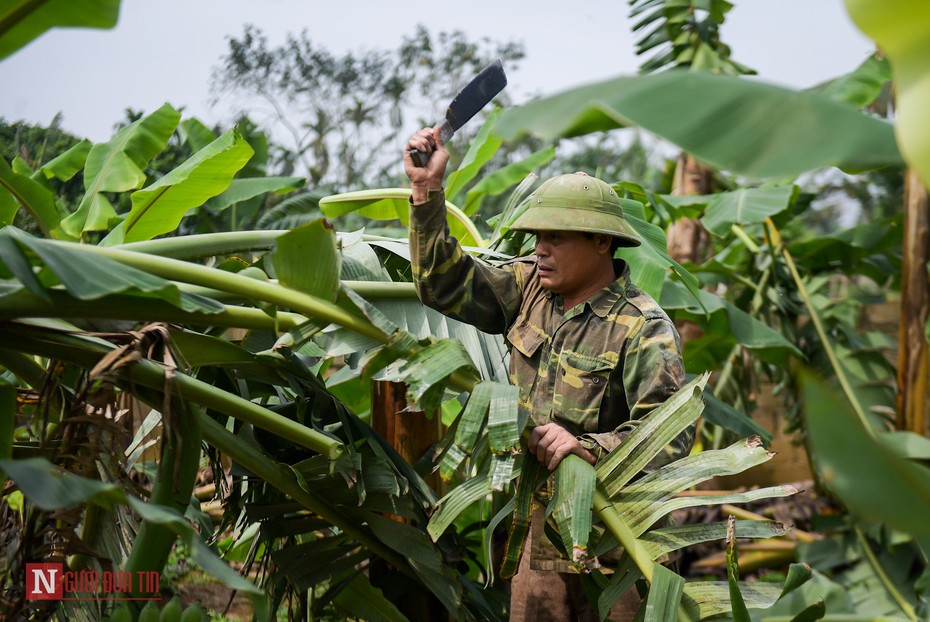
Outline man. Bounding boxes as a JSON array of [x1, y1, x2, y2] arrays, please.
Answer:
[[404, 127, 692, 621]]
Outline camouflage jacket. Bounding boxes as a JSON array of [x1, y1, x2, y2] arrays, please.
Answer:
[[409, 190, 692, 466]]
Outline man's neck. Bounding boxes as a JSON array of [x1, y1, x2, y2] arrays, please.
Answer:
[[561, 263, 618, 310]]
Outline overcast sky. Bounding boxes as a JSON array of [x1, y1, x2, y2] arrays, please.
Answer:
[[1, 0, 874, 143]]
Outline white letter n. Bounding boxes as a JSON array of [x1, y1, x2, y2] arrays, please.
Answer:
[[31, 567, 57, 595]]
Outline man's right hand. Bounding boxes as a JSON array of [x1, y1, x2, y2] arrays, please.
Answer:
[[528, 423, 597, 471], [404, 126, 449, 203]]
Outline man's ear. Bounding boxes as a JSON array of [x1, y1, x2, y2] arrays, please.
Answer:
[[594, 234, 613, 255]]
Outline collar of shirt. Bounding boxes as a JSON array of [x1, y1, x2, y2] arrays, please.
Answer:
[[564, 258, 632, 319]]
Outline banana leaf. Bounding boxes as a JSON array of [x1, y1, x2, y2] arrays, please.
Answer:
[[701, 186, 798, 237], [845, 0, 930, 186], [597, 373, 709, 496], [61, 104, 181, 238], [495, 70, 902, 179], [801, 369, 930, 537], [0, 0, 120, 60], [204, 176, 306, 212], [330, 572, 410, 622], [551, 454, 598, 571], [810, 53, 892, 108], [446, 109, 504, 202], [107, 129, 254, 244], [461, 146, 556, 217], [319, 188, 483, 247], [0, 227, 224, 314], [0, 157, 65, 237], [36, 139, 92, 183], [272, 220, 340, 303], [682, 563, 813, 619]]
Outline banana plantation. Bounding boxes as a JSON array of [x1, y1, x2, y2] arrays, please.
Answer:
[[1, 1, 929, 621]]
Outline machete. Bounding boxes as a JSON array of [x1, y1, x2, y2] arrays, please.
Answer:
[[409, 59, 507, 166]]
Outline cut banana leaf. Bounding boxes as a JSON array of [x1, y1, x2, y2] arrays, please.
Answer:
[[597, 373, 709, 496], [598, 555, 642, 620], [627, 485, 799, 537], [686, 562, 814, 619], [636, 519, 790, 560], [395, 338, 478, 413], [428, 468, 494, 541], [643, 563, 685, 622], [500, 456, 545, 579], [726, 516, 752, 622], [551, 454, 598, 571], [613, 437, 776, 531]]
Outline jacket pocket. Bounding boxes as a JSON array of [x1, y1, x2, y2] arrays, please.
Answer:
[[506, 320, 547, 407], [554, 353, 613, 431]]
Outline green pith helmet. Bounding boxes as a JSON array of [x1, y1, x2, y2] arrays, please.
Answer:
[[510, 172, 641, 247]]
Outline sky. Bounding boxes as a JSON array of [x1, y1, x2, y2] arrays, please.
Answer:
[[0, 0, 874, 144]]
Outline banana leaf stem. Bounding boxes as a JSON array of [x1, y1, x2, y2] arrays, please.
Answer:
[[595, 488, 692, 621], [730, 224, 760, 253], [117, 230, 286, 258], [594, 488, 653, 581], [765, 220, 874, 436], [0, 289, 307, 330], [0, 324, 343, 459], [123, 401, 202, 597], [854, 525, 918, 621], [124, 359, 343, 460], [77, 244, 388, 344]]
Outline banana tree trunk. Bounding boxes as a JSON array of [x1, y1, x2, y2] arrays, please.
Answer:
[[897, 168, 930, 436], [369, 380, 446, 621], [668, 153, 714, 346], [667, 153, 714, 265], [371, 380, 442, 494]]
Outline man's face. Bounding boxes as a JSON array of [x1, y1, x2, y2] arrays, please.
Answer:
[[534, 231, 611, 300]]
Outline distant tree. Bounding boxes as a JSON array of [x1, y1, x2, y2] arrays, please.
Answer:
[[211, 24, 525, 191], [0, 116, 84, 231]]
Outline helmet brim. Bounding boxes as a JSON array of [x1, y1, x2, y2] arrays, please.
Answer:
[[510, 205, 641, 247]]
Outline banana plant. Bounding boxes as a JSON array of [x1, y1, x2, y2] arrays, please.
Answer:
[[0, 97, 837, 621]]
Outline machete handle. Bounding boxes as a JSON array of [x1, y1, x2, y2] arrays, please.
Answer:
[[409, 146, 432, 167], [409, 120, 454, 167]]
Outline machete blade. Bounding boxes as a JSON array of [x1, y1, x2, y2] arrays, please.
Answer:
[[410, 59, 508, 166]]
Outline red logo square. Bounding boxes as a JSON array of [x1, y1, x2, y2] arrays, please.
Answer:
[[25, 563, 63, 600]]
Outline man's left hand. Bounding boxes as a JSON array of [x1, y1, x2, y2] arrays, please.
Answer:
[[528, 423, 597, 471]]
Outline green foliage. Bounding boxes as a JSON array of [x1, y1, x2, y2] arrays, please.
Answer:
[[496, 70, 902, 180], [1, 5, 926, 621], [629, 0, 756, 75]]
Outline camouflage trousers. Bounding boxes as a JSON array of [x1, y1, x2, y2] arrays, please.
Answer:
[[509, 508, 640, 622]]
